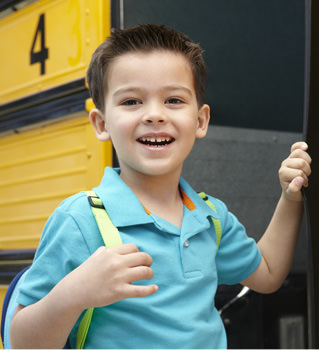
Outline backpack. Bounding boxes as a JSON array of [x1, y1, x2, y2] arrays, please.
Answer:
[[1, 190, 221, 349]]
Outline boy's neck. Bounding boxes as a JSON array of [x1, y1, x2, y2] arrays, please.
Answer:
[[120, 169, 184, 228]]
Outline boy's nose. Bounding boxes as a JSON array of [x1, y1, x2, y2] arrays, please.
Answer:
[[142, 106, 167, 125], [143, 115, 166, 124]]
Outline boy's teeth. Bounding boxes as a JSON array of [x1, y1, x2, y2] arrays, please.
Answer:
[[139, 136, 173, 145]]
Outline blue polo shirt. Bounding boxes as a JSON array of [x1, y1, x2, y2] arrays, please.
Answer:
[[18, 167, 261, 349]]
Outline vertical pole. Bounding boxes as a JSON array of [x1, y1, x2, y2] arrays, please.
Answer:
[[304, 0, 319, 347]]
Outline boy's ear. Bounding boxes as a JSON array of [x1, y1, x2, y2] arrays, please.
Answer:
[[89, 108, 110, 142], [196, 104, 210, 139]]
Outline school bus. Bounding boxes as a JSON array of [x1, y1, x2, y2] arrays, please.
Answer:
[[0, 1, 114, 346]]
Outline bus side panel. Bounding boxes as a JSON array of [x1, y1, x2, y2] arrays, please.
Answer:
[[0, 114, 112, 250], [0, 0, 110, 104]]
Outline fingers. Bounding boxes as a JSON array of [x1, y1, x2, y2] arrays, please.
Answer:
[[105, 243, 157, 290], [122, 283, 158, 299], [119, 248, 154, 283], [279, 141, 312, 201], [289, 144, 312, 172], [126, 264, 154, 282], [75, 244, 158, 309], [290, 141, 308, 153], [280, 158, 311, 187], [287, 176, 305, 194], [109, 243, 139, 254], [283, 143, 312, 182], [108, 244, 153, 268], [123, 251, 153, 268], [110, 244, 158, 299]]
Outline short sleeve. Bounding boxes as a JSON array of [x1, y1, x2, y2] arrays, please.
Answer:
[[213, 199, 262, 285], [17, 203, 94, 307]]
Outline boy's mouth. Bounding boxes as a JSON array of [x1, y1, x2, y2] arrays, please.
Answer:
[[137, 136, 174, 147]]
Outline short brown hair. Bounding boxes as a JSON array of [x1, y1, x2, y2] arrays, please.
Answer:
[[87, 24, 207, 111]]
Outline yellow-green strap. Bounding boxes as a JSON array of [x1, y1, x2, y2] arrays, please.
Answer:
[[76, 191, 122, 349], [76, 307, 93, 349], [198, 192, 222, 248], [211, 217, 222, 248], [85, 190, 122, 248]]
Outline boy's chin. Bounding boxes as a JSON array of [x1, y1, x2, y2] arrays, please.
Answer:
[[120, 163, 183, 179]]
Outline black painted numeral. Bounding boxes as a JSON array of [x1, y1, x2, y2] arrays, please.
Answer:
[[30, 13, 49, 75]]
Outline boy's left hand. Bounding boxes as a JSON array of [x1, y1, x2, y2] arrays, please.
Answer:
[[279, 142, 312, 202]]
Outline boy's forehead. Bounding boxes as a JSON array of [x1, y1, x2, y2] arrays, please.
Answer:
[[106, 50, 195, 91], [111, 50, 191, 70]]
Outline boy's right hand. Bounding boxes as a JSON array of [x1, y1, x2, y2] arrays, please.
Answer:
[[70, 244, 158, 309], [10, 244, 156, 349]]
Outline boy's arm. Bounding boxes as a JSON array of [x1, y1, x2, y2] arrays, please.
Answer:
[[241, 142, 312, 293], [10, 244, 158, 348]]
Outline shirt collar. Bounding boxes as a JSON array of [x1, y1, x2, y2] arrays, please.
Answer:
[[179, 176, 221, 220], [93, 167, 152, 227], [93, 167, 219, 228]]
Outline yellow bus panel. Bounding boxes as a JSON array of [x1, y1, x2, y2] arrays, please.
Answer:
[[0, 114, 112, 249], [0, 0, 110, 104]]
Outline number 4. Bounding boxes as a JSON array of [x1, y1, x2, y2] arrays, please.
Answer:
[[30, 13, 49, 75]]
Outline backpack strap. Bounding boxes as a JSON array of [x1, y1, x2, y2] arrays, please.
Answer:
[[198, 192, 222, 248], [76, 191, 122, 349], [85, 190, 122, 248], [1, 265, 31, 348]]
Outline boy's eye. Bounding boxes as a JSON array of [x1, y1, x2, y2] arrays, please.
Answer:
[[121, 99, 141, 106], [166, 98, 184, 104]]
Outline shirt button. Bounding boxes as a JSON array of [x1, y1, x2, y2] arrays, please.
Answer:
[[184, 240, 190, 247]]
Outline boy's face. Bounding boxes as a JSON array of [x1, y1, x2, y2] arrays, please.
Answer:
[[90, 50, 210, 180]]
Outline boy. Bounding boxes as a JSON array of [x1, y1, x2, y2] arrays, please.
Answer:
[[10, 24, 311, 349]]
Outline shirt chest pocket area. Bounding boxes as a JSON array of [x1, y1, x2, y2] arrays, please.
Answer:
[[180, 229, 218, 279]]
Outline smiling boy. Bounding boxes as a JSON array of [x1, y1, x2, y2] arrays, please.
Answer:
[[90, 48, 210, 228], [10, 24, 311, 349]]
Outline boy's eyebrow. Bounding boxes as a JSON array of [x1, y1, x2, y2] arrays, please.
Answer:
[[112, 85, 194, 97], [112, 87, 144, 97], [164, 85, 193, 96]]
